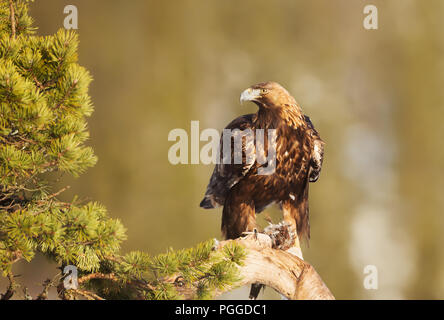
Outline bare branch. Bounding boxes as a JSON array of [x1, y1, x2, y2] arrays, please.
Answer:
[[78, 272, 118, 284], [176, 233, 335, 300], [36, 273, 62, 300], [1, 274, 17, 300], [72, 289, 105, 300]]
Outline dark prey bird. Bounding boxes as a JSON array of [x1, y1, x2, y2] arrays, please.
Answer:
[[199, 81, 324, 299]]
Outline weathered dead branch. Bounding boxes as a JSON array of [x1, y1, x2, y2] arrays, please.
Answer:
[[176, 231, 334, 300]]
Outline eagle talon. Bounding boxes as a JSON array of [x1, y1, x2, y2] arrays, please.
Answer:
[[241, 228, 260, 241], [264, 221, 296, 250]]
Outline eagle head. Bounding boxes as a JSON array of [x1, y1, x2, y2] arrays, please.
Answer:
[[240, 81, 297, 109]]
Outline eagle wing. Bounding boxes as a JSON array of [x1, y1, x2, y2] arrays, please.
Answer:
[[200, 114, 256, 209], [283, 115, 324, 242], [304, 115, 324, 183]]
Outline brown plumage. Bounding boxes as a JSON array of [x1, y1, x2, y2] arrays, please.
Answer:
[[201, 81, 324, 238], [199, 81, 324, 298]]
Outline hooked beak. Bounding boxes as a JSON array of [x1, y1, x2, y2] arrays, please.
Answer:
[[240, 88, 261, 104]]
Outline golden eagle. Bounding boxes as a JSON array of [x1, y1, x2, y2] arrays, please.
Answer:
[[199, 81, 324, 298]]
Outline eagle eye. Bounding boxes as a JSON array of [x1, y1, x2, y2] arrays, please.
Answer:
[[260, 88, 268, 94]]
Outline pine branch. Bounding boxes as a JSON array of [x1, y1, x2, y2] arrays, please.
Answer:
[[78, 225, 333, 300], [0, 273, 17, 300], [72, 289, 104, 300], [8, 0, 15, 39], [78, 272, 118, 284], [39, 185, 71, 202], [35, 273, 62, 300]]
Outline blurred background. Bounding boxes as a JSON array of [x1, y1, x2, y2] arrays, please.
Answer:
[[4, 0, 444, 299]]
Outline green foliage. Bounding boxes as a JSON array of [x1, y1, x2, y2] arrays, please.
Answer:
[[0, 0, 35, 37], [91, 239, 246, 300], [0, 0, 125, 279], [0, 0, 245, 300]]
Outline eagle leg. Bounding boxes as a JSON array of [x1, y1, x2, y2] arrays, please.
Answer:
[[281, 201, 304, 259], [221, 189, 256, 240]]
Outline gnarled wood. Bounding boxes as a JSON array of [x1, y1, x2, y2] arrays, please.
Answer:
[[177, 233, 334, 300]]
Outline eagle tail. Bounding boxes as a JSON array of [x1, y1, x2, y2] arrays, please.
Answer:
[[295, 179, 310, 244], [249, 283, 264, 300], [199, 196, 215, 209]]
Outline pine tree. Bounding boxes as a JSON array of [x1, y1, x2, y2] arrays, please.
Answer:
[[0, 0, 245, 300]]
